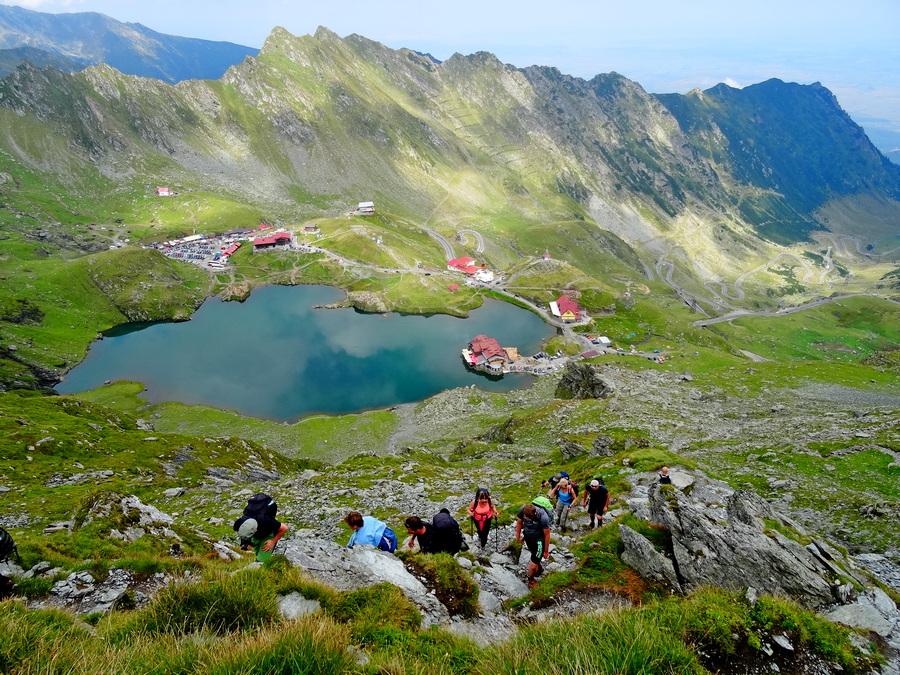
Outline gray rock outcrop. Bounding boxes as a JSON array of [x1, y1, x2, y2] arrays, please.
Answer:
[[620, 477, 862, 609], [619, 524, 681, 592], [554, 362, 616, 400]]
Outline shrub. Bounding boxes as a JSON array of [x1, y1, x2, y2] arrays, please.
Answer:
[[205, 617, 356, 675], [480, 609, 704, 674], [112, 569, 279, 640], [324, 582, 421, 637], [9, 576, 55, 599], [402, 553, 480, 618], [674, 587, 750, 655], [0, 603, 92, 674]]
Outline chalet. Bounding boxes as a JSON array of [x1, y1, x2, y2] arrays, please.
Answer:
[[253, 232, 292, 250], [550, 295, 582, 322], [357, 201, 375, 215], [462, 334, 509, 372], [447, 257, 479, 275], [448, 284, 460, 292], [302, 224, 319, 233], [156, 187, 173, 197]]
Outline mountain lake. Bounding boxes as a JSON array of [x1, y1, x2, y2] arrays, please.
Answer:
[[57, 284, 557, 421]]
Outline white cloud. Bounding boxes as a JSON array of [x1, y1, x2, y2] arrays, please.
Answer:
[[723, 77, 744, 89]]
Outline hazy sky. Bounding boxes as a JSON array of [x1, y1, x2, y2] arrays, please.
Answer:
[[3, 0, 899, 137]]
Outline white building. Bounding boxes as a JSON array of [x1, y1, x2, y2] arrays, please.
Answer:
[[474, 268, 495, 283]]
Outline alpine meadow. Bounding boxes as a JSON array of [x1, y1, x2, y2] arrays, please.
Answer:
[[1, 10, 900, 675]]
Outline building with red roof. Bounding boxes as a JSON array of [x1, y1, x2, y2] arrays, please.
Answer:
[[253, 232, 292, 249], [550, 295, 582, 322], [462, 334, 509, 372], [447, 257, 479, 275]]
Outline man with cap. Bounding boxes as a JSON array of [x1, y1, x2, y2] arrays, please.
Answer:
[[582, 477, 610, 529], [541, 470, 569, 490], [233, 512, 288, 563]]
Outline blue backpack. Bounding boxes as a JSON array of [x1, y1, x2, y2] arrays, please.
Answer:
[[379, 526, 398, 553]]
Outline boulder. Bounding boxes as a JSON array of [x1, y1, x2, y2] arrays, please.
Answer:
[[277, 592, 321, 619], [555, 363, 616, 400], [279, 539, 450, 627], [826, 604, 894, 637], [591, 434, 615, 456], [479, 562, 528, 601], [618, 524, 681, 592], [644, 484, 840, 608], [558, 439, 586, 460]]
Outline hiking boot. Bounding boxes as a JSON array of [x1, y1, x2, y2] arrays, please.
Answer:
[[527, 577, 538, 589]]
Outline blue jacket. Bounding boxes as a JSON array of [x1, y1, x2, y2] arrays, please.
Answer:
[[348, 516, 387, 548]]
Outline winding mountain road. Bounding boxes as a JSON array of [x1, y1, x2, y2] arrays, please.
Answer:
[[691, 293, 900, 327], [458, 229, 485, 254], [424, 228, 455, 261]]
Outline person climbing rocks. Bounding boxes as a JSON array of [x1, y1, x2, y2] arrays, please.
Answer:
[[344, 511, 397, 552], [658, 466, 673, 485], [467, 487, 499, 550], [547, 476, 578, 533], [405, 512, 462, 554], [516, 502, 551, 588], [582, 478, 610, 528], [232, 493, 288, 563]]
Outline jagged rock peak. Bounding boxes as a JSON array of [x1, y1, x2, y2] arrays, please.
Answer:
[[313, 26, 341, 42]]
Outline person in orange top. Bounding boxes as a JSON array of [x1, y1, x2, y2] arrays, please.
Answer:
[[467, 487, 499, 549]]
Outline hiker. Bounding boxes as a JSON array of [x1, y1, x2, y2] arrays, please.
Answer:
[[582, 478, 610, 528], [467, 487, 500, 549], [344, 511, 397, 552], [233, 493, 289, 563], [547, 476, 578, 532], [405, 510, 462, 554], [658, 466, 672, 485], [541, 470, 569, 489], [516, 502, 551, 588]]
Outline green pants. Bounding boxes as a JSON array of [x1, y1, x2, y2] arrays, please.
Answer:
[[251, 536, 275, 562]]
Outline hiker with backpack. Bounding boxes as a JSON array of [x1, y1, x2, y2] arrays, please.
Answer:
[[232, 493, 289, 562], [467, 487, 499, 550], [582, 478, 610, 528], [0, 526, 21, 566], [547, 476, 578, 533], [516, 502, 551, 588], [405, 509, 463, 555], [541, 470, 570, 489], [658, 466, 673, 485], [344, 511, 398, 553]]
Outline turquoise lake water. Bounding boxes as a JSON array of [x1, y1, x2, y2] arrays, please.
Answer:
[[57, 285, 556, 421]]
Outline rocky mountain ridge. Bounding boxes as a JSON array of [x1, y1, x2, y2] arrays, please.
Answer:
[[1, 25, 898, 286], [0, 4, 257, 82]]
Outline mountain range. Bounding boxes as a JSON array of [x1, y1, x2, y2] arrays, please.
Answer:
[[1, 23, 898, 294], [0, 4, 257, 82]]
